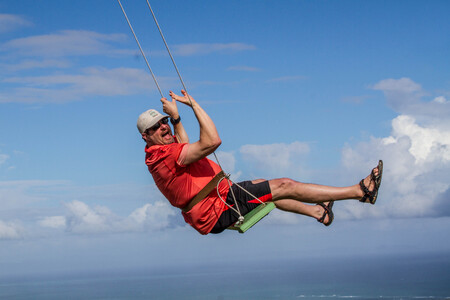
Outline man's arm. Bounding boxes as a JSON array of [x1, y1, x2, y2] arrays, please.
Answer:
[[169, 90, 221, 165], [161, 97, 189, 143]]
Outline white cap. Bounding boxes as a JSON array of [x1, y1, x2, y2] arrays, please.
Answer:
[[137, 109, 168, 134]]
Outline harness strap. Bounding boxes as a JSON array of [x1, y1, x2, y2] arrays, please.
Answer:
[[182, 170, 225, 212]]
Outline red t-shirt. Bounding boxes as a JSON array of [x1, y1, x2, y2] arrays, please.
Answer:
[[145, 142, 230, 235]]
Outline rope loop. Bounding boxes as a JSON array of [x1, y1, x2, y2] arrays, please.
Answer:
[[215, 173, 268, 227]]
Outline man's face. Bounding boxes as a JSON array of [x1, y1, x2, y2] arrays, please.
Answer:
[[142, 117, 175, 146]]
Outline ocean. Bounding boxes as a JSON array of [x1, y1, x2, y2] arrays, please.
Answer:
[[1, 253, 449, 300]]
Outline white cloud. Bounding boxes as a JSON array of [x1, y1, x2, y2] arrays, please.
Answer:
[[389, 115, 450, 162], [371, 77, 423, 113], [127, 202, 176, 231], [61, 200, 177, 234], [0, 177, 182, 237], [0, 14, 31, 33], [240, 142, 310, 178], [0, 32, 255, 104], [0, 220, 23, 239], [0, 28, 170, 103], [2, 30, 127, 57], [433, 96, 447, 104], [373, 77, 423, 94], [339, 78, 450, 220], [1, 67, 168, 103], [173, 43, 256, 56], [65, 200, 115, 234], [3, 59, 71, 72], [372, 77, 450, 125], [38, 216, 66, 229], [210, 151, 243, 181]]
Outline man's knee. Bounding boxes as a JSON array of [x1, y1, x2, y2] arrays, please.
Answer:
[[269, 178, 297, 199], [272, 178, 296, 189]]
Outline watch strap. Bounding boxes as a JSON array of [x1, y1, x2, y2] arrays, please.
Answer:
[[170, 116, 181, 125]]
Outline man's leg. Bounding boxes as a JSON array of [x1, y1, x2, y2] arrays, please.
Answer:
[[274, 199, 332, 224], [251, 179, 333, 223], [269, 164, 380, 203]]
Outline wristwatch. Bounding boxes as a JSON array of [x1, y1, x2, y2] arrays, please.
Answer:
[[170, 115, 181, 125]]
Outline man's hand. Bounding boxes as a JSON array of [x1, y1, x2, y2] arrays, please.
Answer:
[[169, 90, 195, 107], [161, 97, 179, 119], [168, 90, 221, 165], [161, 95, 189, 144]]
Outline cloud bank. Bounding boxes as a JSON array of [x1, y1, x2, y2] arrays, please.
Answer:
[[225, 78, 450, 223], [2, 30, 127, 57], [339, 78, 450, 219], [240, 141, 310, 178], [1, 67, 161, 103], [38, 200, 178, 235], [0, 180, 182, 240], [372, 77, 450, 126], [0, 27, 257, 104]]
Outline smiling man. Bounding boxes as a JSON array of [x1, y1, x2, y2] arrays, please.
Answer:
[[138, 90, 383, 235]]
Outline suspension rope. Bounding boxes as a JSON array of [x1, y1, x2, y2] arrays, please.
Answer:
[[117, 0, 164, 98], [216, 175, 267, 225], [217, 176, 244, 224], [144, 0, 226, 172], [145, 0, 191, 106], [119, 0, 269, 227]]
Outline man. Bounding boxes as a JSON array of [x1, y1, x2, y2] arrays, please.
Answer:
[[138, 90, 383, 235]]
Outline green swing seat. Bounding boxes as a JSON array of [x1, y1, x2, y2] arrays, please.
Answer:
[[183, 171, 275, 233], [228, 202, 276, 233]]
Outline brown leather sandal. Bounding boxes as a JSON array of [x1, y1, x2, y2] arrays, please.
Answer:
[[317, 201, 334, 226], [359, 160, 383, 204]]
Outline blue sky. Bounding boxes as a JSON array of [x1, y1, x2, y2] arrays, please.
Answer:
[[0, 0, 449, 277]]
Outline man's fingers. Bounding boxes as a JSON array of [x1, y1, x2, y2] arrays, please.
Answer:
[[169, 93, 180, 101], [169, 90, 192, 106]]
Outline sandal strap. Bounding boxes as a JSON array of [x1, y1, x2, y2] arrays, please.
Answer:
[[317, 202, 334, 226], [317, 203, 328, 223], [359, 179, 374, 204], [360, 160, 383, 205]]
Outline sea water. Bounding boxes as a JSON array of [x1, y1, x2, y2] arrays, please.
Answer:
[[1, 253, 449, 300]]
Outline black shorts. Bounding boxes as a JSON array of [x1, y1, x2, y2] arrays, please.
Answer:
[[210, 180, 272, 234]]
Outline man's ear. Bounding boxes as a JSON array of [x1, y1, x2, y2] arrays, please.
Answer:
[[142, 132, 154, 145]]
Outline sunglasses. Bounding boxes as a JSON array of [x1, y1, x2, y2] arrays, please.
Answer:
[[146, 117, 169, 133]]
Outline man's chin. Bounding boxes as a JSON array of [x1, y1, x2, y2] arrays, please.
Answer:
[[163, 136, 175, 144]]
